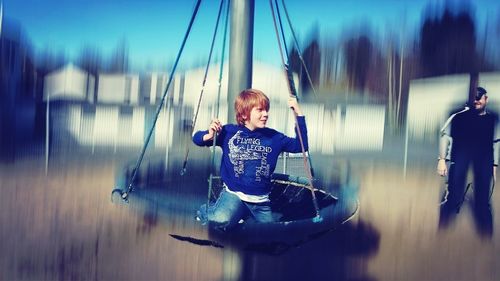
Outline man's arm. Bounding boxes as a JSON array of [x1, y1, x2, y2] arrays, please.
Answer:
[[494, 139, 499, 168], [494, 139, 498, 183], [436, 106, 469, 176], [437, 128, 451, 177], [493, 119, 500, 182], [494, 118, 500, 166]]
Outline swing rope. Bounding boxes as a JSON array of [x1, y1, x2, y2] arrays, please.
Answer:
[[274, 0, 289, 59], [269, 0, 322, 221], [207, 0, 230, 212], [274, 0, 316, 178], [116, 0, 202, 202], [280, 0, 318, 99], [180, 0, 227, 176]]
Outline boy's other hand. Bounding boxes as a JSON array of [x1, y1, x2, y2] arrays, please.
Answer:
[[288, 97, 303, 116], [205, 118, 222, 141]]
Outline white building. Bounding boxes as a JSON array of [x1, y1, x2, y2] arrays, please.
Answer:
[[44, 62, 386, 153], [97, 73, 139, 104], [44, 64, 95, 102]]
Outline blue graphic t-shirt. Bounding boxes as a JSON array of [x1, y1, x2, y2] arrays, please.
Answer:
[[193, 116, 308, 196]]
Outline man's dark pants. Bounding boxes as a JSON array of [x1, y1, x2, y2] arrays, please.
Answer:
[[439, 153, 493, 235]]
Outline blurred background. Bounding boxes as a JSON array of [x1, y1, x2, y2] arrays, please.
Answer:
[[1, 0, 500, 280]]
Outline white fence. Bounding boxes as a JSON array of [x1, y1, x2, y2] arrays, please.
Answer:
[[50, 102, 385, 155], [46, 62, 386, 154]]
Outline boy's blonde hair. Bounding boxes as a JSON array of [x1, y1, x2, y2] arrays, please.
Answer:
[[234, 89, 270, 125]]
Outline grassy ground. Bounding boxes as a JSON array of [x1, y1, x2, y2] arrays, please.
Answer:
[[0, 141, 499, 281]]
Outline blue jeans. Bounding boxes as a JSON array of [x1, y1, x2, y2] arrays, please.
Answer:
[[197, 189, 274, 231]]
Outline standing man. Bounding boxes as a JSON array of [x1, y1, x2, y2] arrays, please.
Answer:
[[437, 87, 498, 236]]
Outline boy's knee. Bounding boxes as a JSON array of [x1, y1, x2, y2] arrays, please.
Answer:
[[209, 211, 232, 224], [209, 213, 239, 232], [256, 214, 275, 223]]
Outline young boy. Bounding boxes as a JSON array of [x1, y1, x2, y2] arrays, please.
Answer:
[[192, 88, 308, 230]]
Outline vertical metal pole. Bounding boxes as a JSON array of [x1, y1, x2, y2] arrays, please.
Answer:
[[403, 111, 409, 179], [282, 152, 287, 174], [45, 94, 50, 175], [92, 113, 96, 155], [114, 109, 118, 154], [227, 0, 254, 122], [164, 98, 171, 171]]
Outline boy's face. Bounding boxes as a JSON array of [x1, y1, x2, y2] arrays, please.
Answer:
[[244, 106, 268, 130]]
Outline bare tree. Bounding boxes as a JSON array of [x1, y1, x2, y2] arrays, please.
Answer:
[[420, 8, 477, 77], [343, 35, 372, 94]]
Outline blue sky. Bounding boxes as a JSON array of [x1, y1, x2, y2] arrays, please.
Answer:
[[2, 0, 498, 70]]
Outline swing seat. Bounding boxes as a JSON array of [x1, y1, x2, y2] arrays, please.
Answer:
[[111, 162, 359, 246]]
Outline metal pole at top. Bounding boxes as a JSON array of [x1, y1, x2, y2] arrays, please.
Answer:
[[227, 0, 254, 122]]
